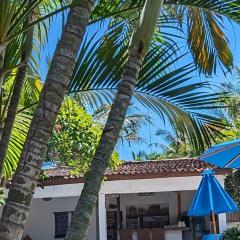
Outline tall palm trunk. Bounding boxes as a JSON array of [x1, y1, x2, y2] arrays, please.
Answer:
[[65, 1, 164, 239], [0, 1, 95, 239], [0, 12, 34, 181]]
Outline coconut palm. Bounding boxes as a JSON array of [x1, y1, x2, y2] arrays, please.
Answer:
[[152, 128, 196, 158], [0, 0, 146, 236], [0, 0, 147, 202], [0, 11, 35, 180], [64, 2, 165, 237], [0, 0, 146, 181], [0, 0, 97, 239], [65, 1, 240, 239], [0, 0, 63, 90], [0, 0, 69, 180]]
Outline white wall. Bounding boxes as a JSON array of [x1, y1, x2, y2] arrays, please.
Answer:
[[23, 197, 97, 240], [34, 175, 225, 198]]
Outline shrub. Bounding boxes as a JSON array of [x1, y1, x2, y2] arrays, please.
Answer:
[[223, 225, 240, 240]]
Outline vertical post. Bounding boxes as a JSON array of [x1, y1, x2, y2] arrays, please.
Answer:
[[218, 213, 227, 233], [211, 212, 217, 234], [117, 195, 121, 227], [176, 191, 182, 219], [217, 176, 228, 233], [99, 193, 107, 240]]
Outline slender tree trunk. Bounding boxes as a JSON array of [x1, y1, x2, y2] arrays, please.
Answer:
[[0, 1, 95, 239], [0, 64, 28, 183], [65, 1, 164, 239], [0, 12, 34, 181], [65, 51, 143, 240]]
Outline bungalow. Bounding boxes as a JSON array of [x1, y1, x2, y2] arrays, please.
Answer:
[[3, 158, 238, 240]]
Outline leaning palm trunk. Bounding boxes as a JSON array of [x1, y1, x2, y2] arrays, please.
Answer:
[[0, 12, 34, 181], [65, 1, 163, 239], [0, 1, 95, 239]]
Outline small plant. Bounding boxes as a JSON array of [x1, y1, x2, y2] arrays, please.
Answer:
[[223, 225, 240, 240]]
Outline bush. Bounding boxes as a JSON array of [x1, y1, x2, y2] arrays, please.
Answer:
[[223, 225, 240, 240]]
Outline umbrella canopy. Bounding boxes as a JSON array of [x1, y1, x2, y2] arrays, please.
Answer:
[[188, 169, 238, 216], [199, 139, 240, 168]]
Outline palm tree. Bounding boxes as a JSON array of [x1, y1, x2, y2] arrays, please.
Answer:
[[0, 11, 35, 181], [0, 0, 61, 91], [65, 0, 240, 239], [151, 129, 196, 158], [0, 0, 145, 181], [0, 0, 96, 239], [65, 1, 164, 239], [0, 0, 68, 180]]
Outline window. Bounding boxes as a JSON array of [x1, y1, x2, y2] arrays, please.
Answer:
[[54, 212, 69, 238]]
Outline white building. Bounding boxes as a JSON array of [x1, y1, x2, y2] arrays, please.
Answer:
[[6, 158, 237, 240]]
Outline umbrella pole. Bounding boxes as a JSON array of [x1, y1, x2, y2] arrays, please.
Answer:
[[211, 211, 217, 234]]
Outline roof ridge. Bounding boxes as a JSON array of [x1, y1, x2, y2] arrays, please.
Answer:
[[122, 157, 197, 165], [44, 158, 199, 171]]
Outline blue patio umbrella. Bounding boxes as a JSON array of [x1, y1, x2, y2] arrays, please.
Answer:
[[199, 139, 240, 168], [188, 169, 238, 234]]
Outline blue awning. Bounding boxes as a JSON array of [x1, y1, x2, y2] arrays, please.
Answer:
[[199, 139, 240, 168]]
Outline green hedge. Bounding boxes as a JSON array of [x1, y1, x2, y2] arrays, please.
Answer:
[[223, 225, 240, 240]]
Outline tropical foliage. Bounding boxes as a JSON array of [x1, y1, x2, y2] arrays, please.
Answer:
[[0, 0, 238, 178], [93, 104, 150, 145], [0, 0, 240, 237], [223, 225, 240, 240], [0, 75, 41, 178], [152, 129, 197, 157], [69, 28, 227, 155], [0, 1, 96, 238], [132, 128, 197, 161], [0, 0, 64, 179], [46, 98, 120, 174]]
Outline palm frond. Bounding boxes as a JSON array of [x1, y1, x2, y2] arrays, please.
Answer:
[[90, 0, 143, 25], [164, 0, 239, 75], [166, 0, 240, 23], [69, 27, 227, 153], [93, 104, 150, 145], [4, 109, 32, 178], [183, 7, 232, 75], [0, 73, 41, 178]]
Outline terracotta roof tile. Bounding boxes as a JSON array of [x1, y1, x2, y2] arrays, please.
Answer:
[[42, 158, 230, 186]]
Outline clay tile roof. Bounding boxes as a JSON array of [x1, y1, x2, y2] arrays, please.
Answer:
[[42, 158, 230, 186]]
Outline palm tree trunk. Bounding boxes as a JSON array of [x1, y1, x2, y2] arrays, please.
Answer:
[[0, 12, 34, 181], [0, 64, 28, 180], [65, 1, 163, 239], [0, 1, 95, 239], [65, 51, 143, 240]]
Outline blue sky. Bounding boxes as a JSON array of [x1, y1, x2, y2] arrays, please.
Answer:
[[40, 13, 240, 161]]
